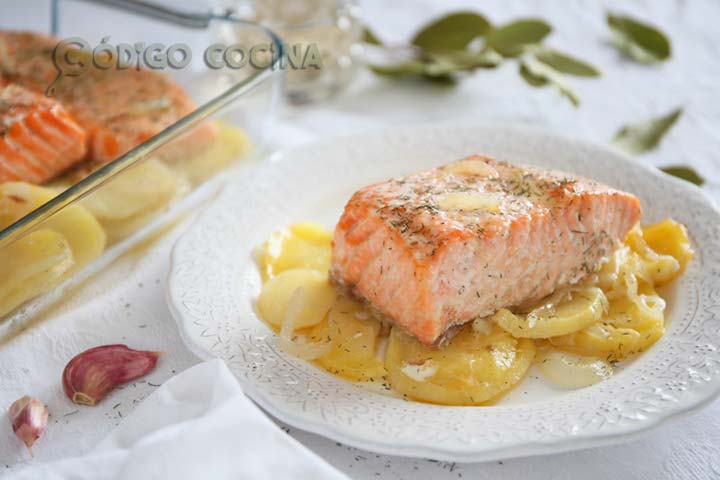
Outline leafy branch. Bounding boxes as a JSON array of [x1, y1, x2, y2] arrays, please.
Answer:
[[364, 12, 600, 106]]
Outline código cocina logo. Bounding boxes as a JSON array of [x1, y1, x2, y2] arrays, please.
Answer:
[[48, 36, 322, 95]]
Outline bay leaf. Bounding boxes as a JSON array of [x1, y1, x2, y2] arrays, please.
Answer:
[[369, 60, 427, 77], [660, 166, 705, 186], [362, 27, 383, 46], [612, 108, 682, 154], [485, 19, 552, 57], [532, 47, 600, 77], [431, 49, 503, 70], [411, 12, 492, 53], [519, 62, 549, 87], [518, 58, 579, 106], [607, 13, 671, 64]]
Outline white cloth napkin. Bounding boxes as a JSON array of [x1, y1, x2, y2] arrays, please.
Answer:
[[8, 359, 347, 480]]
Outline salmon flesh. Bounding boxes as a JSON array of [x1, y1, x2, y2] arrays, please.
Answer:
[[0, 31, 217, 176], [330, 156, 642, 346], [0, 84, 87, 183]]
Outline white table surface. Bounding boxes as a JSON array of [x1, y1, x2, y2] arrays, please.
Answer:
[[2, 0, 720, 478]]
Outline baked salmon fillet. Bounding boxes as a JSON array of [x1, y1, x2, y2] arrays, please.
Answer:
[[0, 84, 87, 183], [330, 156, 642, 346], [0, 31, 217, 171]]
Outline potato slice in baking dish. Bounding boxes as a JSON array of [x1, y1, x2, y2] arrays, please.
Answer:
[[257, 269, 335, 329], [0, 229, 74, 317], [310, 295, 387, 382], [258, 223, 333, 281], [385, 324, 535, 405], [0, 182, 105, 270], [548, 289, 666, 362], [168, 121, 252, 185], [82, 159, 182, 242], [492, 286, 608, 339]]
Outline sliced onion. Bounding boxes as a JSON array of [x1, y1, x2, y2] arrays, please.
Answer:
[[278, 287, 333, 360], [472, 317, 494, 335], [635, 294, 666, 323], [538, 350, 613, 388]]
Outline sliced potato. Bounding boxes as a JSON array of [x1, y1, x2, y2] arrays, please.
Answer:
[[0, 229, 74, 317], [596, 245, 646, 299], [0, 182, 105, 270], [168, 121, 252, 185], [83, 159, 181, 220], [45, 202, 106, 270], [626, 225, 681, 285], [549, 291, 665, 362], [311, 296, 387, 382], [538, 350, 613, 388], [493, 287, 608, 339], [257, 269, 334, 328], [84, 160, 181, 243], [0, 182, 41, 228], [258, 223, 332, 280], [277, 286, 335, 360], [385, 324, 535, 405], [641, 219, 694, 275]]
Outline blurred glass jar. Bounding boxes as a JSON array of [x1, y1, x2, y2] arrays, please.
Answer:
[[223, 0, 363, 104]]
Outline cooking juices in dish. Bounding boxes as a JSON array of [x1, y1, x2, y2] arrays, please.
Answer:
[[0, 31, 251, 318], [255, 156, 693, 406]]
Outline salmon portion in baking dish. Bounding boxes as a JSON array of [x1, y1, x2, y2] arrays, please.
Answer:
[[0, 84, 87, 183], [331, 156, 642, 346], [56, 68, 218, 167], [0, 30, 217, 172], [0, 31, 59, 93]]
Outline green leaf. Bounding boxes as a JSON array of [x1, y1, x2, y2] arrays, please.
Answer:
[[369, 57, 463, 82], [369, 60, 427, 77], [362, 27, 383, 46], [411, 12, 492, 53], [532, 47, 601, 77], [518, 58, 579, 106], [485, 19, 552, 57], [431, 49, 503, 70], [519, 62, 549, 87], [422, 56, 462, 77], [369, 49, 502, 82], [612, 108, 682, 154], [660, 166, 705, 186], [607, 13, 671, 63]]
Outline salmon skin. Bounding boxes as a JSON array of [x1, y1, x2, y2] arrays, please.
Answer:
[[0, 84, 87, 184], [331, 156, 642, 346], [0, 31, 217, 174]]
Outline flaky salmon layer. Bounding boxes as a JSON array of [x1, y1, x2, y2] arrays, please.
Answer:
[[331, 156, 642, 346], [0, 85, 87, 183], [0, 31, 217, 175]]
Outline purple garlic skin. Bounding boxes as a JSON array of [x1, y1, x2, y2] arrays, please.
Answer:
[[9, 396, 49, 455], [62, 344, 162, 406]]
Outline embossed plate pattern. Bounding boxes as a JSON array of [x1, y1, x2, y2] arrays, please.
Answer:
[[168, 124, 720, 462]]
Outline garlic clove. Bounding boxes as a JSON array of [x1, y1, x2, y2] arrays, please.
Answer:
[[9, 396, 49, 455], [62, 344, 162, 406]]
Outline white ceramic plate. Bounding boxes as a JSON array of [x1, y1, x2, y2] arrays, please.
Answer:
[[167, 124, 720, 462]]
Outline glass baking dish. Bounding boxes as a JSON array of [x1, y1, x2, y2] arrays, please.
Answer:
[[0, 0, 284, 339]]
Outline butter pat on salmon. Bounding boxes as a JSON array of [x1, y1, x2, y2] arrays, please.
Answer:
[[330, 155, 642, 346]]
